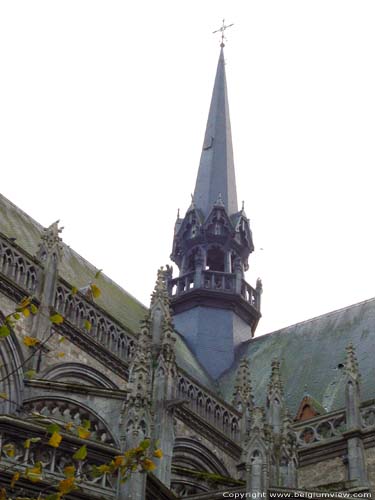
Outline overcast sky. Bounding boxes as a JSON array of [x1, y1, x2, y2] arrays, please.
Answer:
[[1, 1, 375, 336]]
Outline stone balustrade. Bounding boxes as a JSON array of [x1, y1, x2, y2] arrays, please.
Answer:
[[293, 410, 346, 447], [177, 373, 241, 442], [168, 269, 260, 310], [54, 282, 136, 364], [0, 234, 39, 294]]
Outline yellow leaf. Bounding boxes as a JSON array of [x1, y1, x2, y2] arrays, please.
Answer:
[[4, 443, 15, 457], [11, 471, 20, 488], [142, 458, 156, 471], [48, 431, 62, 448], [18, 296, 32, 309], [57, 352, 65, 358], [22, 307, 30, 317], [0, 393, 8, 400], [50, 313, 64, 324], [23, 336, 40, 347], [0, 488, 6, 500], [59, 476, 76, 495], [71, 286, 78, 295], [58, 336, 65, 343], [64, 465, 75, 478], [153, 448, 163, 458], [96, 464, 111, 474], [77, 426, 91, 439], [84, 320, 91, 332], [26, 463, 42, 483], [24, 437, 41, 449], [114, 455, 125, 467], [90, 284, 101, 299]]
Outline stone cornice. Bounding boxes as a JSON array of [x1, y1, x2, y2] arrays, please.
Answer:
[[25, 379, 128, 399]]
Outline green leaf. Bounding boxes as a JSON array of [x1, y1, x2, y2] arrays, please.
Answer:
[[13, 313, 21, 320], [73, 444, 87, 461], [82, 419, 91, 430], [50, 313, 64, 324], [24, 436, 41, 448], [94, 269, 103, 279], [46, 495, 61, 500], [84, 320, 92, 332], [0, 325, 10, 338], [47, 423, 61, 434], [30, 304, 39, 315], [139, 438, 151, 450], [24, 369, 36, 379]]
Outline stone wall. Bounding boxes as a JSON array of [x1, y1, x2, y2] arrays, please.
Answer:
[[365, 447, 375, 494], [298, 457, 346, 489]]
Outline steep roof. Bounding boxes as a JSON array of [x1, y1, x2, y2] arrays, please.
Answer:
[[0, 193, 216, 389], [219, 298, 375, 414], [193, 47, 238, 218]]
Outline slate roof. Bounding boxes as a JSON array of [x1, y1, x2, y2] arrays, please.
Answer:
[[0, 193, 216, 390], [193, 47, 238, 218], [219, 298, 375, 414]]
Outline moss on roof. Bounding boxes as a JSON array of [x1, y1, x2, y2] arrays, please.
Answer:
[[219, 298, 375, 414], [0, 193, 215, 388]]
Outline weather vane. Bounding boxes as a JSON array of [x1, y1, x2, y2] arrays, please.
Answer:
[[213, 19, 234, 47]]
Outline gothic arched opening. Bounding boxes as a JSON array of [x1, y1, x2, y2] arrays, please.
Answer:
[[206, 247, 224, 272]]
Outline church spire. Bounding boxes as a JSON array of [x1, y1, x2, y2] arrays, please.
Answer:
[[193, 47, 238, 218], [168, 45, 261, 379]]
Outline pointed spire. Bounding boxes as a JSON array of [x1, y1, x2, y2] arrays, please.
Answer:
[[193, 47, 238, 218]]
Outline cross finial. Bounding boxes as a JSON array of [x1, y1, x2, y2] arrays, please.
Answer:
[[213, 19, 234, 48]]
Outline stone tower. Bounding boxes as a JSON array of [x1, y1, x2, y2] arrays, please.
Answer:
[[168, 46, 261, 378]]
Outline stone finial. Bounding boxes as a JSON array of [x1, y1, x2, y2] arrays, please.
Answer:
[[232, 357, 254, 411], [345, 343, 361, 383], [256, 278, 263, 293], [150, 267, 171, 310], [37, 220, 63, 261]]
